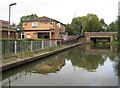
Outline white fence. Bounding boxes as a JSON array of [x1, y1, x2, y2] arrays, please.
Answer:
[[2, 40, 61, 57]]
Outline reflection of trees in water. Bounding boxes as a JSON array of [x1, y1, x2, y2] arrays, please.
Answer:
[[118, 47, 120, 88], [67, 46, 85, 65], [35, 52, 67, 74], [68, 45, 114, 72], [114, 45, 120, 76], [78, 55, 105, 72]]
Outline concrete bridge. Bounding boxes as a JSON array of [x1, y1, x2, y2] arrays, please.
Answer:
[[78, 32, 117, 43]]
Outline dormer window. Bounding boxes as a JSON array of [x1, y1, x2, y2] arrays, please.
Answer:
[[32, 22, 37, 27]]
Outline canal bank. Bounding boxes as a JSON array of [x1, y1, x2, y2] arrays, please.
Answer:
[[1, 43, 82, 71]]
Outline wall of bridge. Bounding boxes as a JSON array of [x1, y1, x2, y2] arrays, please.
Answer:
[[83, 32, 117, 43]]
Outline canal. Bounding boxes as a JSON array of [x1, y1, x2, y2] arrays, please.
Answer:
[[2, 44, 119, 86]]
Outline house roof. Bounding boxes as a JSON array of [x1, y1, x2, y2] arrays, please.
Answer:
[[0, 20, 17, 30], [0, 20, 10, 28], [22, 16, 66, 26]]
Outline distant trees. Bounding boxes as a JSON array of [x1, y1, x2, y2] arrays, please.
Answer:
[[106, 20, 118, 32], [99, 18, 107, 32], [65, 13, 118, 35], [80, 14, 102, 32], [65, 24, 75, 35], [118, 16, 120, 43], [65, 13, 106, 35], [11, 23, 17, 28]]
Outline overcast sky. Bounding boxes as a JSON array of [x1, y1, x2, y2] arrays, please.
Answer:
[[0, 0, 119, 24]]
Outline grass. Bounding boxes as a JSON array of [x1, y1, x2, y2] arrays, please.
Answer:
[[2, 45, 66, 64]]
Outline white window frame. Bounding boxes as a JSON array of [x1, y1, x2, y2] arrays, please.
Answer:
[[32, 22, 37, 27], [27, 34, 31, 38]]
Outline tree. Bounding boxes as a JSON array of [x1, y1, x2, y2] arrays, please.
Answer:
[[11, 23, 17, 28], [106, 20, 118, 32], [99, 18, 107, 32], [118, 16, 120, 43], [80, 14, 102, 32], [17, 14, 38, 30], [65, 24, 75, 35], [65, 13, 106, 35], [71, 17, 82, 34], [65, 17, 83, 35]]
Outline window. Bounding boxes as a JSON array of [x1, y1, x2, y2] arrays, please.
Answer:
[[32, 22, 37, 27], [27, 34, 31, 38]]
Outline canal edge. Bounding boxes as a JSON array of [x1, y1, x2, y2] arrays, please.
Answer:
[[1, 43, 82, 71]]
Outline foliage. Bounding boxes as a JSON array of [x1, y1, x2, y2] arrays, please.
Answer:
[[17, 14, 38, 30], [11, 23, 17, 28], [71, 17, 82, 34], [65, 24, 75, 35], [65, 13, 106, 35], [81, 14, 103, 32], [118, 16, 120, 43], [99, 18, 107, 32], [106, 20, 118, 32]]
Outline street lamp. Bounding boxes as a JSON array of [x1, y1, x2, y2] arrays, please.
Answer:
[[8, 3, 17, 51], [8, 3, 17, 39]]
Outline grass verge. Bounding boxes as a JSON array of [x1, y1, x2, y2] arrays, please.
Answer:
[[2, 45, 66, 64]]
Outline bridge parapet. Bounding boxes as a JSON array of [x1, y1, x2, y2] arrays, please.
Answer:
[[82, 32, 117, 43], [85, 32, 117, 36]]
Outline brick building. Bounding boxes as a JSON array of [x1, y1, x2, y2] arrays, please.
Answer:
[[0, 20, 17, 38], [22, 16, 68, 40]]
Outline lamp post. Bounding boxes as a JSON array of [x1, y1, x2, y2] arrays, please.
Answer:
[[8, 3, 17, 52], [8, 3, 17, 39]]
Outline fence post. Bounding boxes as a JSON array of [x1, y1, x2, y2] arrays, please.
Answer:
[[55, 40, 57, 46], [42, 40, 44, 49], [50, 40, 52, 47], [14, 41, 17, 55], [31, 41, 33, 52]]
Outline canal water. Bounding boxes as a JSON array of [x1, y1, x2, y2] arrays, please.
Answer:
[[2, 44, 119, 86]]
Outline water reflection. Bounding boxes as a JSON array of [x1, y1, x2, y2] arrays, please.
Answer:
[[117, 45, 120, 76], [68, 44, 117, 72], [2, 44, 118, 86], [33, 53, 66, 74]]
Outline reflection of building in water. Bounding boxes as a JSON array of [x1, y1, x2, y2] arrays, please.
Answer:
[[85, 44, 115, 56], [34, 52, 66, 74]]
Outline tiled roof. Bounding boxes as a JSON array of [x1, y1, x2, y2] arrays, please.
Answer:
[[23, 16, 66, 26], [23, 16, 53, 22]]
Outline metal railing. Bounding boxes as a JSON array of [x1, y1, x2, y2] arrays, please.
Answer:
[[2, 39, 61, 57]]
